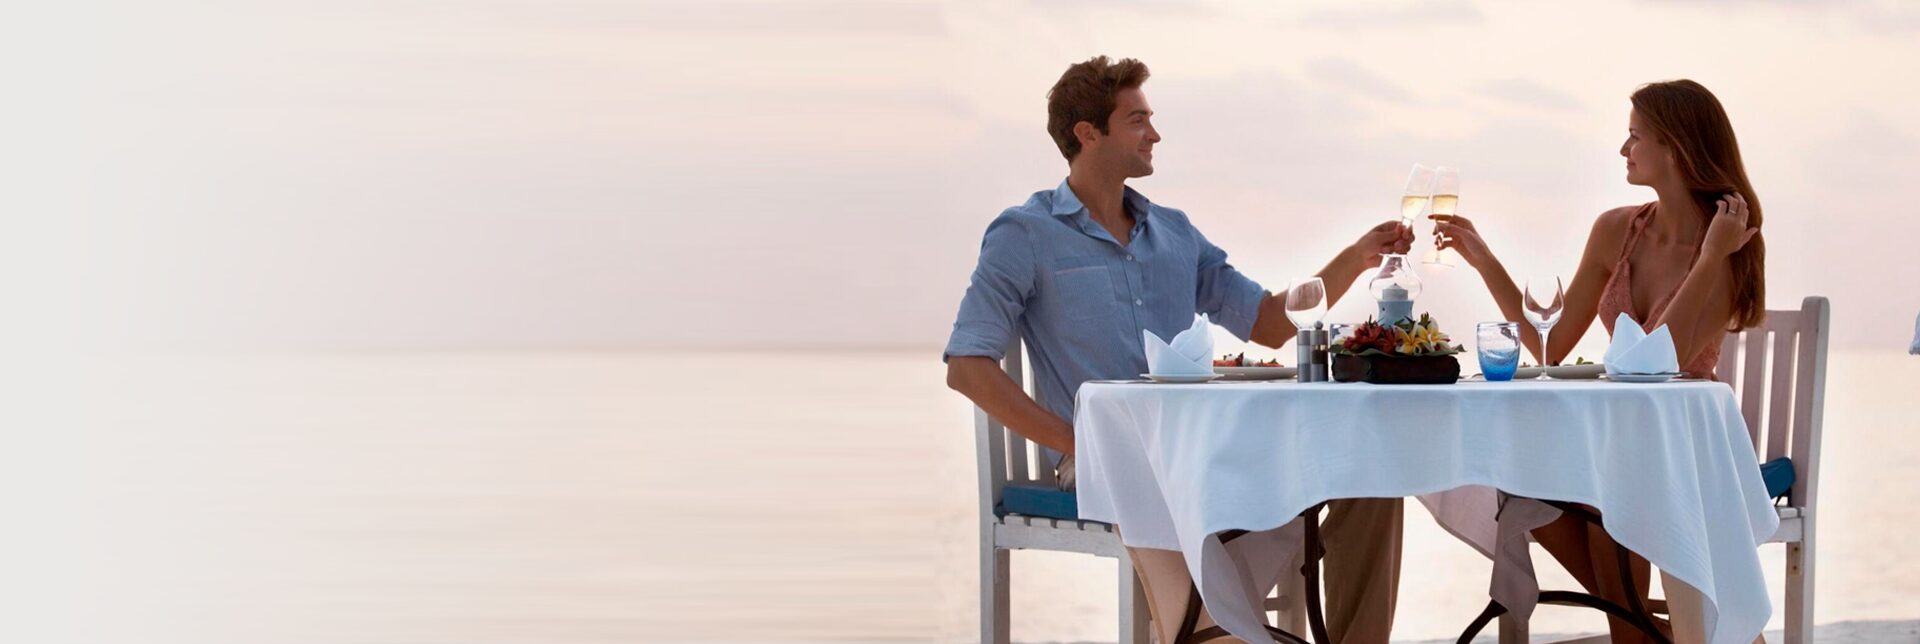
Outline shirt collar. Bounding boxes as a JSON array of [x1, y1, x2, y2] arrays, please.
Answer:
[[1049, 178, 1154, 224]]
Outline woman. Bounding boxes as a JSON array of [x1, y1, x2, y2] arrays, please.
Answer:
[[1437, 79, 1765, 643]]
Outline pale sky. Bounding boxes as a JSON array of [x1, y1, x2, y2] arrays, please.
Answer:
[[6, 0, 1918, 352]]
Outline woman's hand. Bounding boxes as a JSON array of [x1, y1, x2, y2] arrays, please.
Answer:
[[1703, 192, 1760, 258], [1434, 214, 1496, 269]]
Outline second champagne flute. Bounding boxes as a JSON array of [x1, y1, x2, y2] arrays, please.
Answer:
[[1424, 166, 1460, 268]]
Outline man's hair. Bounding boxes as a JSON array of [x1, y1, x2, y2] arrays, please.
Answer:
[[1046, 56, 1150, 161]]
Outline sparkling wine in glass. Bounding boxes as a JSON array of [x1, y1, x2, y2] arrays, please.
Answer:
[[1400, 163, 1435, 228], [1285, 277, 1328, 329], [1424, 166, 1460, 268], [1523, 277, 1566, 367]]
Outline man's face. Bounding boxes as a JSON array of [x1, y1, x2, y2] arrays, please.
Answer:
[[1085, 87, 1160, 177]]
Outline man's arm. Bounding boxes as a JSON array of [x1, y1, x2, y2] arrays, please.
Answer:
[[944, 214, 1068, 452], [946, 357, 1074, 455], [1248, 221, 1413, 348]]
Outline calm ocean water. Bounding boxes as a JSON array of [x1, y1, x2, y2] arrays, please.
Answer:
[[3, 348, 1913, 642]]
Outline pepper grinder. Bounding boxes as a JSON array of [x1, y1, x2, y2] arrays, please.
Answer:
[[1295, 326, 1315, 382], [1310, 322, 1329, 382]]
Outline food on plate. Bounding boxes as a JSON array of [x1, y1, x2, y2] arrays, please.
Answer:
[[1213, 352, 1282, 368]]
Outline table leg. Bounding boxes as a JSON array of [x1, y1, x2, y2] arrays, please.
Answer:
[[1497, 613, 1528, 644], [1456, 499, 1673, 644], [1176, 504, 1328, 644]]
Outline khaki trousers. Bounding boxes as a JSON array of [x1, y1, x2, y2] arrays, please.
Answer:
[[1125, 498, 1404, 644]]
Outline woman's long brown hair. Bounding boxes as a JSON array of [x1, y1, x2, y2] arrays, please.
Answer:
[[1631, 79, 1766, 330]]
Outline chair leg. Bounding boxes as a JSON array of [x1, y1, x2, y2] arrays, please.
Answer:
[[1274, 553, 1308, 635], [1119, 554, 1151, 644], [1784, 539, 1814, 644], [983, 546, 1010, 644]]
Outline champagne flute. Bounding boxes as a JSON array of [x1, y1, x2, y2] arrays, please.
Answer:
[[1523, 277, 1566, 368], [1399, 163, 1435, 229], [1424, 166, 1460, 268]]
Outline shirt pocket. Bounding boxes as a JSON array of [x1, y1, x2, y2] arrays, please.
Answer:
[[1049, 256, 1122, 321]]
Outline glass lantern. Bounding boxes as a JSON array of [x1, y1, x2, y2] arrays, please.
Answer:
[[1368, 253, 1421, 326]]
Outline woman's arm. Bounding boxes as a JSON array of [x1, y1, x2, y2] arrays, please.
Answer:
[[1653, 193, 1760, 366], [1439, 209, 1629, 365]]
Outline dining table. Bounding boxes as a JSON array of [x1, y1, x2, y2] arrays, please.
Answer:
[[1073, 377, 1779, 644]]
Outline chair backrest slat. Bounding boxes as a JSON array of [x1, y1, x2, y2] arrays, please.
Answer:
[[1004, 422, 1032, 485], [1716, 296, 1828, 510], [1716, 338, 1740, 390], [975, 345, 1022, 520], [1002, 347, 1033, 485], [1739, 329, 1769, 433], [1765, 328, 1797, 461], [1787, 297, 1829, 508]]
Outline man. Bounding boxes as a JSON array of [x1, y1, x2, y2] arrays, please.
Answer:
[[943, 56, 1410, 643]]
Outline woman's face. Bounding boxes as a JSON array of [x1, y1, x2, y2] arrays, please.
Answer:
[[1620, 109, 1673, 187]]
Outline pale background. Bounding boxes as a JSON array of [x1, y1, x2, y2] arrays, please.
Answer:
[[3, 1, 1917, 642]]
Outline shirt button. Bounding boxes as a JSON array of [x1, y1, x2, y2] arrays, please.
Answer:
[[1126, 254, 1135, 261], [1134, 299, 1143, 306]]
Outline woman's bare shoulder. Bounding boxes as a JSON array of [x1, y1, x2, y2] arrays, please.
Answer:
[[1589, 204, 1644, 245]]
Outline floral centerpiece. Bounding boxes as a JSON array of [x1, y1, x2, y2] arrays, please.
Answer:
[[1329, 313, 1464, 384]]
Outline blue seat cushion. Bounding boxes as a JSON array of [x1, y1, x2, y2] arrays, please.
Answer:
[[1760, 457, 1795, 500], [996, 485, 1080, 521]]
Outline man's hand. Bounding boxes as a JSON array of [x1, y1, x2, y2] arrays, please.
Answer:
[[1354, 220, 1414, 268]]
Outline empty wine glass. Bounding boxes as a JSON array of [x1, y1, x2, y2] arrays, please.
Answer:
[[1424, 166, 1460, 268], [1399, 163, 1435, 229], [1285, 277, 1328, 329], [1523, 277, 1565, 367]]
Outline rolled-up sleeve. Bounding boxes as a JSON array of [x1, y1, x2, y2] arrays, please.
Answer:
[[944, 215, 1035, 362], [1192, 227, 1267, 341]]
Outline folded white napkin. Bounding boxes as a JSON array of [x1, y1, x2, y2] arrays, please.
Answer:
[[1604, 313, 1680, 375], [1144, 316, 1215, 377]]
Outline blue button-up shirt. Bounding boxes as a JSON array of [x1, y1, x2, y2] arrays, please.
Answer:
[[944, 179, 1268, 445]]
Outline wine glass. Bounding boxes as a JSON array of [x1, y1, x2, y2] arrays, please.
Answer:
[[1523, 277, 1565, 368], [1399, 163, 1435, 229], [1285, 277, 1328, 329], [1424, 166, 1460, 268]]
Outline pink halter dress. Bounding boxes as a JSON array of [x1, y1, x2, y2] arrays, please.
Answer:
[[1596, 203, 1724, 380]]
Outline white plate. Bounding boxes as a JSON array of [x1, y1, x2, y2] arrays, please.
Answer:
[[1545, 363, 1606, 379], [1142, 373, 1221, 384], [1512, 366, 1543, 380], [1606, 372, 1682, 383], [1214, 366, 1298, 380]]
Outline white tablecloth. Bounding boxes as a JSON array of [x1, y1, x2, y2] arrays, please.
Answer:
[[1074, 379, 1779, 644]]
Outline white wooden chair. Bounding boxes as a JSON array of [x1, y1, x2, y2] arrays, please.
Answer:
[[975, 341, 1151, 643], [1716, 295, 1828, 644], [1506, 296, 1829, 644]]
